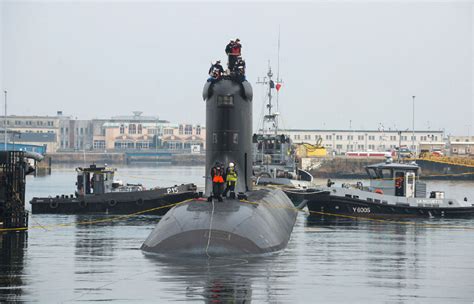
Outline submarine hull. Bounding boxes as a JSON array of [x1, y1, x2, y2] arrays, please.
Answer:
[[141, 188, 297, 256]]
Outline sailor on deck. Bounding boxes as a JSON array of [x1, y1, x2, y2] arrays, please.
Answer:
[[223, 162, 238, 199], [210, 162, 225, 202]]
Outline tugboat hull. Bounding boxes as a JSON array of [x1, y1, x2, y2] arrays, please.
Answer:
[[304, 191, 474, 218], [30, 184, 197, 215], [141, 188, 297, 256]]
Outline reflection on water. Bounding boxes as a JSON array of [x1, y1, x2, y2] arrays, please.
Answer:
[[0, 232, 27, 302], [0, 166, 472, 302]]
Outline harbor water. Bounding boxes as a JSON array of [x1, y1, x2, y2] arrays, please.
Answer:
[[1, 165, 474, 303]]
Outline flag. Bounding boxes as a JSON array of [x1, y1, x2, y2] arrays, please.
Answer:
[[276, 83, 282, 91]]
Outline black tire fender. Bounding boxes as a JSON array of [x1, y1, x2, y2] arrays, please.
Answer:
[[49, 200, 59, 209], [108, 200, 117, 207]]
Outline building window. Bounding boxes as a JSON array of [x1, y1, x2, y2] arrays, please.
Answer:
[[164, 128, 173, 135], [129, 124, 136, 134], [411, 136, 416, 140], [347, 135, 353, 140], [294, 134, 300, 140], [48, 121, 53, 126], [80, 128, 84, 135], [179, 125, 184, 135], [336, 144, 343, 149], [185, 125, 193, 135], [304, 134, 311, 140], [358, 135, 364, 140], [368, 136, 375, 140], [119, 124, 125, 134], [326, 135, 332, 140], [358, 144, 365, 150], [15, 120, 21, 125], [390, 136, 396, 141], [196, 125, 201, 135], [336, 135, 343, 140], [137, 124, 142, 134], [37, 121, 43, 126]]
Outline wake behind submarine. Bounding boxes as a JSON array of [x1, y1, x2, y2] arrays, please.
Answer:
[[141, 47, 297, 256]]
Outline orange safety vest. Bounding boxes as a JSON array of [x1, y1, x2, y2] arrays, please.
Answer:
[[212, 168, 224, 183]]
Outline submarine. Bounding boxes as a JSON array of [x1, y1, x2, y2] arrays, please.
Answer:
[[141, 55, 297, 256]]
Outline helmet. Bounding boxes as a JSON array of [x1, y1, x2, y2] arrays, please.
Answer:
[[229, 162, 234, 167]]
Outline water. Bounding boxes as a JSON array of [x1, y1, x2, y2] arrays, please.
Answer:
[[2, 165, 474, 303]]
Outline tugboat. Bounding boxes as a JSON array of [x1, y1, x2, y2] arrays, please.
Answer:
[[252, 65, 313, 191], [287, 158, 474, 218], [30, 164, 197, 214]]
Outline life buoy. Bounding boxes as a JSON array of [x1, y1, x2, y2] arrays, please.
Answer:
[[375, 189, 384, 195], [136, 198, 144, 206], [108, 200, 117, 207], [49, 200, 59, 209]]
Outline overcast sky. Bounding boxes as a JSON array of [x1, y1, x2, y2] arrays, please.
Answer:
[[1, 1, 473, 135]]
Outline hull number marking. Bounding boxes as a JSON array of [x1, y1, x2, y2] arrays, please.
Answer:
[[353, 207, 371, 213], [167, 187, 179, 194]]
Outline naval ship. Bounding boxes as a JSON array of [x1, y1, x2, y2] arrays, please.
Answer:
[[141, 46, 298, 256], [252, 65, 313, 192]]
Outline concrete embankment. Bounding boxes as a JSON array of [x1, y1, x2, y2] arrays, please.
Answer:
[[47, 152, 205, 165], [306, 157, 474, 180], [307, 157, 380, 179]]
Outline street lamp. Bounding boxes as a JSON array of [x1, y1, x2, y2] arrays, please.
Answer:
[[412, 96, 415, 155], [4, 90, 7, 151]]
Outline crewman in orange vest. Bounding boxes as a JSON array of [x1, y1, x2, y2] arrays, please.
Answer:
[[210, 162, 225, 202]]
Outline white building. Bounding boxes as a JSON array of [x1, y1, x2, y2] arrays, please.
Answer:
[[281, 129, 445, 155]]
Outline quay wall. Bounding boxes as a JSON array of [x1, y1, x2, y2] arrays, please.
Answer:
[[306, 157, 474, 180], [47, 152, 205, 165]]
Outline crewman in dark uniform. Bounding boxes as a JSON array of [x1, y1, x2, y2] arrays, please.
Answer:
[[210, 162, 225, 202], [225, 40, 234, 70], [208, 60, 224, 77], [233, 56, 246, 80]]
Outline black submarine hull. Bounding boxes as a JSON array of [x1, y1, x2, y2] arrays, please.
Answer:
[[141, 188, 297, 256]]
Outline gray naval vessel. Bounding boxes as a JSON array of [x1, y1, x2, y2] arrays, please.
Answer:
[[141, 59, 297, 256]]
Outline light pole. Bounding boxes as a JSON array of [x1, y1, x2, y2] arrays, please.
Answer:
[[412, 96, 415, 155], [4, 90, 7, 151]]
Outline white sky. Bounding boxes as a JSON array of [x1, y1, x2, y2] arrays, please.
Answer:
[[1, 1, 473, 135]]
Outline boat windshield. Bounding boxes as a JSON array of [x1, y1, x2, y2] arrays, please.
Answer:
[[379, 168, 393, 179], [367, 168, 377, 179]]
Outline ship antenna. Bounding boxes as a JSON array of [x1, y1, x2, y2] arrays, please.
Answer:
[[276, 26, 281, 113]]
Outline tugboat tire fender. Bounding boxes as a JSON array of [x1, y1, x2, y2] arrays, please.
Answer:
[[49, 200, 59, 209], [108, 200, 117, 207], [79, 200, 87, 208], [136, 198, 144, 206]]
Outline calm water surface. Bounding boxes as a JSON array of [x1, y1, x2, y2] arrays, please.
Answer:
[[1, 165, 474, 303]]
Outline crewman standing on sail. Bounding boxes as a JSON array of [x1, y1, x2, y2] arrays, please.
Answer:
[[228, 38, 242, 71]]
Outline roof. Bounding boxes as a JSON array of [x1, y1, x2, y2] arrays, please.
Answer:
[[366, 161, 419, 170], [281, 129, 443, 134], [12, 132, 57, 143]]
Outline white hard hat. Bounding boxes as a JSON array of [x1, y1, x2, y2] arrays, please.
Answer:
[[229, 162, 234, 167]]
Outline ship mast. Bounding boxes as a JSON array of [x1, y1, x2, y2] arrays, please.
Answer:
[[256, 63, 282, 136]]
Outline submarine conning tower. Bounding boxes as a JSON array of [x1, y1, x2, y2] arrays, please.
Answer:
[[202, 78, 253, 195]]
